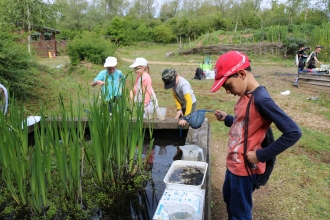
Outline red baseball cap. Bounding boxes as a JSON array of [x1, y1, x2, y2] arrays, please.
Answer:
[[210, 51, 250, 93]]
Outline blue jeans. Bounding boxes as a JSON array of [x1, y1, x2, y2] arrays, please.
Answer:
[[298, 66, 304, 74], [223, 169, 259, 220]]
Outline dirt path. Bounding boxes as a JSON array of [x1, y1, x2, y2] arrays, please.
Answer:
[[121, 57, 198, 66]]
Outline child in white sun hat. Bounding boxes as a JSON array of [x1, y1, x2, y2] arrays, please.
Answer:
[[90, 56, 123, 112], [130, 57, 159, 119]]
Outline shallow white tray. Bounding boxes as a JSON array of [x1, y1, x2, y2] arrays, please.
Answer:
[[163, 160, 208, 192]]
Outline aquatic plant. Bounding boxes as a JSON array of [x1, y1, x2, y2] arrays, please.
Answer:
[[0, 71, 154, 217]]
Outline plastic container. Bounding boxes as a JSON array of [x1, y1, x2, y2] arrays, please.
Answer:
[[164, 204, 195, 220], [179, 145, 204, 161], [163, 160, 208, 192], [157, 107, 166, 120], [146, 107, 154, 120]]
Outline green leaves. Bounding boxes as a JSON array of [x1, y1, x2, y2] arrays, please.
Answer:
[[67, 31, 116, 65], [0, 70, 153, 215]]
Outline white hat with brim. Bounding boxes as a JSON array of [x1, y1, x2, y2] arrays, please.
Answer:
[[130, 57, 148, 68], [104, 57, 117, 67]]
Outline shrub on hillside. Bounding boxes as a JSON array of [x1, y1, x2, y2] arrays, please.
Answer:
[[153, 24, 176, 43], [67, 31, 116, 66], [285, 36, 308, 55], [0, 29, 38, 100]]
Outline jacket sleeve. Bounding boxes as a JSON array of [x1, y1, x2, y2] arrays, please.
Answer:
[[254, 89, 302, 162], [172, 89, 182, 110], [224, 115, 234, 127], [183, 93, 193, 116]]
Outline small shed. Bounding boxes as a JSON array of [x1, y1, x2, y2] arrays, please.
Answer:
[[30, 27, 61, 58]]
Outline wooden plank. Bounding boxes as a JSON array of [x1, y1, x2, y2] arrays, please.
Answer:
[[298, 82, 330, 93], [297, 72, 330, 93], [299, 73, 330, 81], [299, 78, 330, 86]]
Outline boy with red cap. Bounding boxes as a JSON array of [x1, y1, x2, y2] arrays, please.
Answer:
[[211, 51, 302, 219]]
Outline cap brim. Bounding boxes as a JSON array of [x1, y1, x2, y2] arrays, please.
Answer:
[[129, 63, 138, 68], [210, 77, 227, 93], [104, 62, 117, 67], [164, 79, 176, 89]]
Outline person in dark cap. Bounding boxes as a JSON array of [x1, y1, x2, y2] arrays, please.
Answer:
[[161, 68, 197, 126]]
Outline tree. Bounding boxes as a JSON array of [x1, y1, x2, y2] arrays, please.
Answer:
[[159, 0, 180, 22], [54, 0, 89, 30], [0, 0, 59, 29], [127, 0, 157, 19]]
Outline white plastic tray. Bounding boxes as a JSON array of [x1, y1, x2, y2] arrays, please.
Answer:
[[163, 160, 208, 192]]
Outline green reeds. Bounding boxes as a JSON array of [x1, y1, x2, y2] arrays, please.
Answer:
[[51, 95, 83, 201], [86, 73, 154, 188], [0, 99, 28, 205], [0, 72, 154, 216]]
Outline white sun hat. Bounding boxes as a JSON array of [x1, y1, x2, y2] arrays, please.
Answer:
[[104, 56, 117, 67], [130, 57, 148, 68]]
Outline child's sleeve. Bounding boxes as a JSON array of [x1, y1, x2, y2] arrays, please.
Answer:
[[224, 115, 234, 127], [172, 89, 182, 110], [94, 71, 104, 81], [118, 70, 123, 78], [181, 84, 193, 116], [183, 93, 193, 116], [254, 91, 302, 162]]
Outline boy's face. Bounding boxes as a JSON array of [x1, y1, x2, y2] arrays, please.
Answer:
[[316, 48, 322, 53], [106, 67, 116, 74], [222, 71, 246, 96]]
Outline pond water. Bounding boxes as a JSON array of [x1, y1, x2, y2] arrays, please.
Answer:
[[109, 129, 188, 220]]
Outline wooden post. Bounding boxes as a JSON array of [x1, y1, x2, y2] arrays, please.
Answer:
[[180, 36, 182, 50]]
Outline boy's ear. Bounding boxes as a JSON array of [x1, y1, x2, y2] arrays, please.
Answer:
[[237, 69, 247, 79]]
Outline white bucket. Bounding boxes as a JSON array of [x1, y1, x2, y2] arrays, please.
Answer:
[[157, 107, 167, 120], [179, 145, 204, 161], [145, 105, 155, 119]]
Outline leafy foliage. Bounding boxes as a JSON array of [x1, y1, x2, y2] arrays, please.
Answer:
[[67, 31, 116, 65], [0, 28, 39, 100]]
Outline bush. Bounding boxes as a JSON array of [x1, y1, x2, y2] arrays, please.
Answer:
[[153, 24, 176, 43], [67, 31, 116, 65], [285, 36, 308, 55], [0, 29, 39, 100]]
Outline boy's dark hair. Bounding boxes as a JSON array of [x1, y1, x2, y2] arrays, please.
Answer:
[[227, 66, 252, 79], [315, 46, 323, 49], [298, 44, 304, 48]]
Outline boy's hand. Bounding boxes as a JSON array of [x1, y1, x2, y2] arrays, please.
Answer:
[[246, 147, 259, 164], [178, 119, 187, 127], [175, 110, 183, 119], [214, 110, 226, 121]]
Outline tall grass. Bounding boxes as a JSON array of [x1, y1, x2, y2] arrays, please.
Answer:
[[267, 25, 288, 43], [0, 73, 154, 217], [86, 72, 153, 187], [0, 99, 28, 205]]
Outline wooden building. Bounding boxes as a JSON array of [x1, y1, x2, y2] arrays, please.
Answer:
[[30, 27, 61, 58]]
